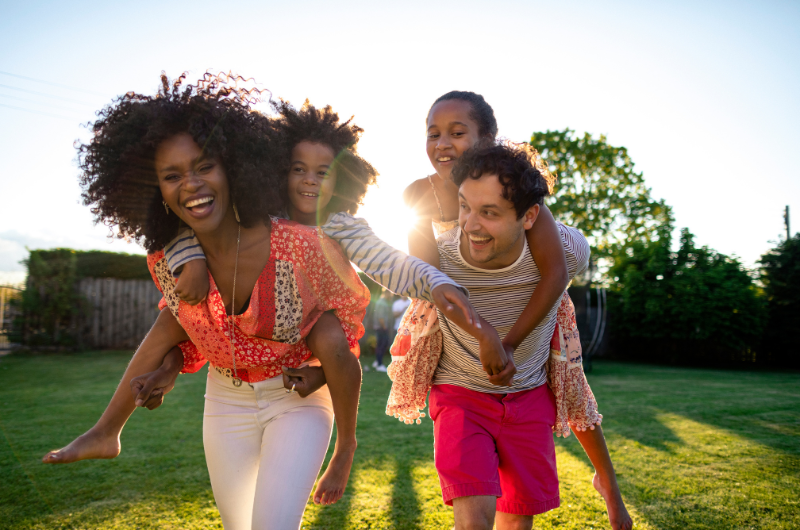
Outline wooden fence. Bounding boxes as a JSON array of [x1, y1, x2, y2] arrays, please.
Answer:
[[77, 278, 162, 350], [0, 286, 22, 351]]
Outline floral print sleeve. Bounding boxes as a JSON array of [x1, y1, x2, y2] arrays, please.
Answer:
[[147, 250, 208, 374]]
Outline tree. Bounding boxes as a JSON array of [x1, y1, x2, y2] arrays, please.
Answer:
[[530, 129, 673, 264], [607, 225, 766, 365], [759, 234, 800, 367]]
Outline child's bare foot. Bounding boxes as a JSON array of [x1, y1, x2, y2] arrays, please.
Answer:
[[313, 442, 356, 505], [41, 428, 120, 464], [593, 472, 633, 530]]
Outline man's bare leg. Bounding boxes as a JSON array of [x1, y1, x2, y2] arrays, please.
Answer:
[[496, 511, 533, 530], [42, 311, 187, 464], [572, 426, 633, 530], [452, 496, 496, 530]]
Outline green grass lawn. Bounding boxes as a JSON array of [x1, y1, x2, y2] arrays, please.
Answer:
[[0, 352, 798, 530]]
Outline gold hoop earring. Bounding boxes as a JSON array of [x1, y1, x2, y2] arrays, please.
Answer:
[[232, 203, 241, 223], [163, 201, 170, 214]]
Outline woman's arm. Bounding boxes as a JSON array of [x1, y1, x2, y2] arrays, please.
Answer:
[[502, 205, 570, 350]]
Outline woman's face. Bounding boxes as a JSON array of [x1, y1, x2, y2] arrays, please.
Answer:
[[155, 133, 232, 234], [426, 99, 482, 181], [286, 141, 337, 226]]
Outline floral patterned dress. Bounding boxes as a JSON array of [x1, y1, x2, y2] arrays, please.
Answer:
[[147, 217, 370, 383]]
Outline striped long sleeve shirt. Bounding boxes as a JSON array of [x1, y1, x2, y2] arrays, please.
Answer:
[[163, 212, 464, 303], [433, 223, 590, 393]]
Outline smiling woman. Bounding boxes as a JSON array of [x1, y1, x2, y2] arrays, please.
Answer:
[[45, 72, 376, 530]]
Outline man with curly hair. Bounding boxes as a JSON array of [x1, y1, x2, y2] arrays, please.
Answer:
[[429, 142, 591, 530]]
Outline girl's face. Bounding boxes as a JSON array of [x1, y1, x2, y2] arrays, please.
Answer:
[[155, 133, 233, 234], [287, 141, 337, 226], [426, 99, 482, 181]]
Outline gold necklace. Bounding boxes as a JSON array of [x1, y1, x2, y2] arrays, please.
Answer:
[[230, 223, 242, 387]]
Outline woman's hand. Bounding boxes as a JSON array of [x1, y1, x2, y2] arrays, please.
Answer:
[[130, 346, 183, 410], [282, 365, 327, 397]]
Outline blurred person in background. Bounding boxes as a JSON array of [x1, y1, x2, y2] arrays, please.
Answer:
[[372, 289, 393, 372]]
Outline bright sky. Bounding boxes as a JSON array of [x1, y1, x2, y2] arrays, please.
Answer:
[[1, 0, 798, 285]]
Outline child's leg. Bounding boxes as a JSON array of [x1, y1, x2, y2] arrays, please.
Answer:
[[571, 426, 633, 530], [42, 310, 187, 464], [305, 311, 362, 505]]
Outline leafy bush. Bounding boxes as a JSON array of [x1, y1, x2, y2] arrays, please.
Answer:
[[759, 233, 800, 367], [608, 226, 766, 365], [14, 249, 84, 348], [74, 250, 150, 280]]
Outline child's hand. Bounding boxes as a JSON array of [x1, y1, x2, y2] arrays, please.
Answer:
[[282, 365, 327, 397], [478, 332, 516, 386], [174, 259, 209, 305], [432, 284, 481, 331], [488, 344, 517, 387]]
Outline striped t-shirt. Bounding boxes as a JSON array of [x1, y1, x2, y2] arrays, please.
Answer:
[[163, 212, 463, 304], [433, 223, 590, 393]]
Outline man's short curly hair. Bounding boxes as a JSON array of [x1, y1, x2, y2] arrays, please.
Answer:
[[272, 99, 377, 216], [451, 142, 555, 219], [429, 91, 498, 139], [78, 72, 284, 252]]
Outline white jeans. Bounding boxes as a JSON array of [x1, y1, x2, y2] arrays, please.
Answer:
[[203, 367, 334, 530]]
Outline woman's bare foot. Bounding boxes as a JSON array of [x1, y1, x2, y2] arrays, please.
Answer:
[[41, 428, 121, 464], [313, 442, 356, 505], [593, 472, 633, 530]]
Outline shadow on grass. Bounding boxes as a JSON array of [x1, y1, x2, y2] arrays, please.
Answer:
[[556, 361, 800, 530], [389, 456, 422, 528], [584, 361, 800, 458]]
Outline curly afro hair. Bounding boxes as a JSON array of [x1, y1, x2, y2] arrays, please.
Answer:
[[429, 91, 498, 139], [451, 142, 555, 219], [271, 99, 378, 217], [78, 72, 284, 253]]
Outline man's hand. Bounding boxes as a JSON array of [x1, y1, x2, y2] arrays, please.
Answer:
[[431, 284, 480, 332], [130, 346, 182, 410], [488, 344, 517, 387], [282, 365, 327, 398], [174, 259, 209, 306]]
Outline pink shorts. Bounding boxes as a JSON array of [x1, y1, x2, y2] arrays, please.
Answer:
[[429, 383, 560, 516]]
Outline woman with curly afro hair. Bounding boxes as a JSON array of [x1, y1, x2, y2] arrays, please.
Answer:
[[42, 73, 376, 529]]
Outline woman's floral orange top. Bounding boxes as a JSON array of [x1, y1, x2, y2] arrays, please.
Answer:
[[147, 217, 370, 383]]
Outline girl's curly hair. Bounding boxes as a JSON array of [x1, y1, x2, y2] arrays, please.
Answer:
[[78, 72, 284, 252], [271, 99, 378, 216]]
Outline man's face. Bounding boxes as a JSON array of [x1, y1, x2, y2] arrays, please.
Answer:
[[458, 174, 539, 270]]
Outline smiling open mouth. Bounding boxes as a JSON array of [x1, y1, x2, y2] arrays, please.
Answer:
[[185, 196, 214, 211], [299, 192, 318, 198], [468, 234, 492, 245], [437, 157, 454, 163]]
